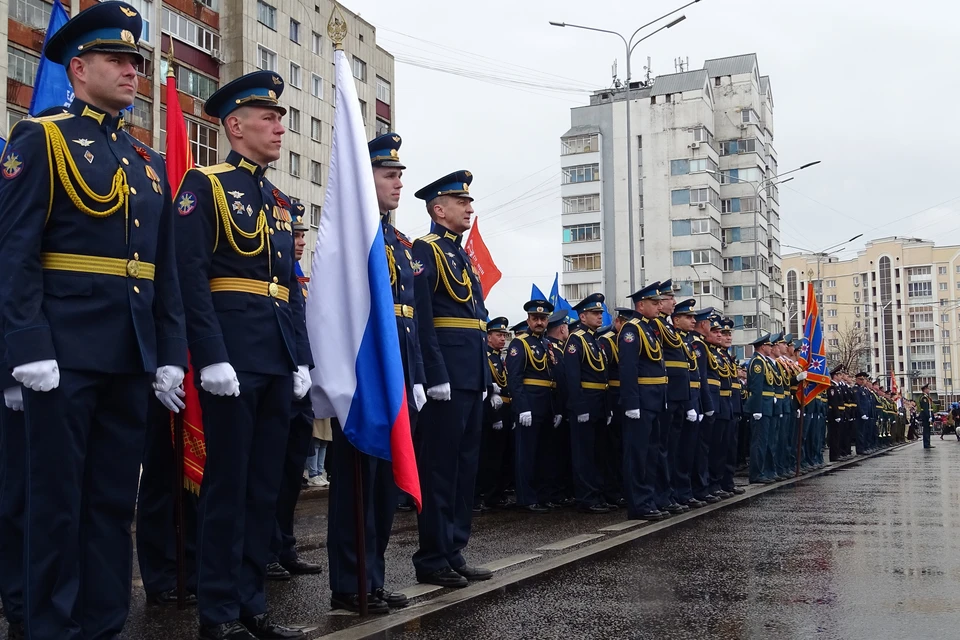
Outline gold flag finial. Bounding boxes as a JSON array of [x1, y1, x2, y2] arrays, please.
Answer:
[[327, 4, 347, 50], [166, 38, 175, 79]]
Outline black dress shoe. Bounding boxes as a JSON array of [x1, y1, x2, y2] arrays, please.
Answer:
[[601, 501, 619, 510], [665, 503, 685, 513], [147, 588, 198, 606], [686, 498, 706, 508], [579, 504, 611, 514], [545, 501, 563, 509], [715, 490, 733, 499], [677, 503, 690, 512], [198, 621, 257, 640], [7, 621, 24, 640], [925, 445, 936, 449], [453, 564, 493, 581], [560, 497, 577, 507], [702, 495, 720, 504], [417, 567, 468, 588], [397, 504, 414, 512], [280, 558, 323, 575], [240, 613, 305, 639], [373, 588, 409, 608], [330, 592, 389, 614], [731, 486, 746, 495], [523, 503, 549, 513], [265, 562, 291, 581], [637, 511, 663, 521]]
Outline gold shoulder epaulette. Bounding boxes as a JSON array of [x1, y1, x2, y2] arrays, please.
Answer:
[[572, 329, 585, 337], [419, 233, 440, 243], [197, 163, 234, 176], [26, 112, 73, 123]]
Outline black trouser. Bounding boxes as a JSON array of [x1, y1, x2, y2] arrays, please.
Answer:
[[569, 404, 604, 509], [598, 390, 622, 503], [476, 413, 512, 504], [270, 410, 314, 565]]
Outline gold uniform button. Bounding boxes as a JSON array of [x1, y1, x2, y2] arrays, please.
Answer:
[[277, 252, 282, 258], [133, 286, 140, 294], [111, 133, 117, 141], [272, 276, 279, 283], [130, 187, 137, 195], [122, 158, 130, 165], [133, 252, 139, 260], [269, 228, 275, 235], [275, 302, 280, 307], [134, 219, 140, 227], [406, 327, 411, 333]]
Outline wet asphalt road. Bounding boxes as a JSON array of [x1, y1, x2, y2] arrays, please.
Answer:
[[3, 440, 957, 639]]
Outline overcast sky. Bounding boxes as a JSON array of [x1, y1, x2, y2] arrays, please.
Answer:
[[347, 0, 960, 323]]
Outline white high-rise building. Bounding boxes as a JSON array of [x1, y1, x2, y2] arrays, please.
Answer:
[[559, 53, 782, 356]]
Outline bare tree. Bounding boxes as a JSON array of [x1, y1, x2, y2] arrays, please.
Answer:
[[825, 322, 871, 373]]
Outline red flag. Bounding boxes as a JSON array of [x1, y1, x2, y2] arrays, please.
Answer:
[[164, 57, 204, 493], [797, 282, 830, 406], [463, 218, 501, 296]]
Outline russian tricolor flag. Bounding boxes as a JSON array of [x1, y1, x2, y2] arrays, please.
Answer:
[[305, 48, 421, 510]]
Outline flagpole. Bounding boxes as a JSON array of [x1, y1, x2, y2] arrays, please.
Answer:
[[795, 400, 804, 477], [166, 37, 188, 612]]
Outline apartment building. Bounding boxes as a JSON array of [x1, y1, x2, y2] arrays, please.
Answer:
[[1, 0, 395, 274], [559, 53, 782, 355], [783, 237, 960, 401]]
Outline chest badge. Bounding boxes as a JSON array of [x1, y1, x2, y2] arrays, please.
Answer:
[[246, 204, 254, 217], [232, 201, 244, 214], [178, 192, 197, 216], [623, 332, 636, 344], [2, 151, 23, 179], [83, 151, 94, 164], [228, 191, 245, 199], [411, 260, 424, 276], [132, 145, 151, 162], [72, 138, 94, 147]]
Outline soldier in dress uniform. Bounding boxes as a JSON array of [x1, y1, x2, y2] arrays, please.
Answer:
[[827, 369, 845, 461], [767, 333, 788, 480], [543, 311, 575, 507], [691, 312, 723, 502], [919, 383, 934, 449], [0, 5, 188, 638], [746, 334, 776, 483], [175, 70, 312, 639], [267, 211, 322, 582], [506, 301, 556, 514], [328, 133, 425, 612], [670, 298, 703, 509], [618, 283, 669, 521], [476, 317, 512, 511], [652, 281, 697, 515], [411, 171, 491, 588], [719, 318, 745, 495], [706, 317, 735, 498], [564, 293, 611, 513], [596, 309, 631, 507]]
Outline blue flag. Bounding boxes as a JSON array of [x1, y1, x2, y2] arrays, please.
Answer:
[[531, 283, 548, 301], [547, 273, 578, 321], [29, 0, 73, 117]]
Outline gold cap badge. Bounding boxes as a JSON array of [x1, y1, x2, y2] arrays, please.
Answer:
[[120, 30, 136, 45]]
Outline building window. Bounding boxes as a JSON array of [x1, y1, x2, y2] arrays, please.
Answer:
[[175, 66, 218, 101], [187, 119, 218, 168], [376, 76, 391, 105], [352, 56, 367, 82], [257, 0, 276, 29], [825, 295, 837, 302], [723, 228, 741, 244], [375, 119, 390, 136], [940, 282, 949, 291], [311, 74, 323, 98], [828, 338, 839, 348], [563, 253, 601, 272], [944, 330, 951, 339], [7, 109, 26, 134], [827, 324, 839, 332], [721, 198, 740, 214], [288, 108, 301, 133], [288, 62, 302, 89], [826, 279, 836, 288], [908, 281, 932, 298], [562, 283, 600, 300], [563, 223, 601, 243], [289, 152, 300, 178], [310, 204, 321, 227], [130, 97, 153, 130], [11, 0, 51, 29], [310, 117, 322, 142], [8, 47, 40, 86], [562, 164, 599, 184], [561, 134, 598, 155], [257, 45, 278, 72], [196, 0, 216, 7], [669, 158, 718, 176], [939, 266, 948, 275], [162, 8, 221, 55], [358, 99, 367, 123], [289, 18, 300, 43], [826, 309, 838, 318], [562, 194, 600, 214], [105, 0, 151, 43], [310, 160, 322, 184]]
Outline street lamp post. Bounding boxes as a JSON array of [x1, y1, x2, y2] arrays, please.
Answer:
[[782, 233, 863, 304], [550, 1, 697, 296]]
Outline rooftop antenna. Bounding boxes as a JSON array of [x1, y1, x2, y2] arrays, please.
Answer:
[[674, 56, 689, 73], [643, 56, 653, 85], [612, 59, 622, 88]]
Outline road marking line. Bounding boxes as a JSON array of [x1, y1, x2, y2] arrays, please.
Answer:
[[536, 533, 604, 551], [599, 520, 644, 533], [399, 584, 444, 599], [480, 553, 541, 572]]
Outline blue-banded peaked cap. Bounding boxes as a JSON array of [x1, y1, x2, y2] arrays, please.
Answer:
[[628, 282, 662, 303], [672, 298, 696, 316], [415, 170, 473, 201], [487, 317, 509, 332], [45, 1, 144, 66], [368, 133, 405, 169], [574, 293, 605, 313], [523, 299, 554, 316], [204, 70, 287, 120]]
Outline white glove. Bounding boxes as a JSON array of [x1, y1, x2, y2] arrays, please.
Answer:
[[490, 394, 503, 410], [773, 397, 778, 404], [292, 365, 311, 400], [519, 411, 532, 427], [553, 415, 562, 428], [492, 383, 501, 394], [492, 420, 503, 430], [752, 413, 762, 420], [796, 371, 808, 381], [12, 359, 59, 392], [685, 409, 697, 422], [153, 365, 185, 393], [861, 415, 868, 420], [578, 413, 590, 423], [835, 418, 841, 423], [482, 390, 488, 401], [413, 384, 427, 411], [698, 414, 704, 422], [200, 362, 240, 397], [796, 410, 801, 418], [3, 386, 23, 411], [705, 410, 715, 417], [625, 409, 641, 419], [607, 413, 612, 425], [155, 386, 186, 413], [427, 383, 451, 401]]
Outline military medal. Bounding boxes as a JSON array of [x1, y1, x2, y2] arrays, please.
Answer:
[[72, 138, 94, 147], [232, 201, 244, 213], [228, 190, 244, 199], [84, 151, 94, 164], [132, 145, 151, 162], [246, 204, 254, 216]]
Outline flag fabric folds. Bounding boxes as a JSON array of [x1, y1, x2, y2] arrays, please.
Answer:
[[163, 62, 203, 493], [463, 218, 501, 296], [305, 48, 420, 510], [797, 282, 830, 406], [29, 0, 73, 117]]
